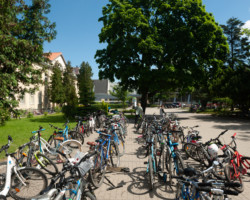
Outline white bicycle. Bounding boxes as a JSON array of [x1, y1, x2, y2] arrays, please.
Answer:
[[0, 136, 48, 200]]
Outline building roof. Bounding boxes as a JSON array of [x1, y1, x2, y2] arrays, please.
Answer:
[[47, 52, 62, 61], [93, 79, 108, 93]]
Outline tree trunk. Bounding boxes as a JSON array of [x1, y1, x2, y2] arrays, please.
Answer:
[[141, 91, 148, 113]]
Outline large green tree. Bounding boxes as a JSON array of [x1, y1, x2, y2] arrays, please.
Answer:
[[0, 0, 56, 121], [49, 63, 65, 106], [63, 61, 78, 107], [77, 62, 95, 105], [213, 18, 250, 112], [95, 0, 228, 112]]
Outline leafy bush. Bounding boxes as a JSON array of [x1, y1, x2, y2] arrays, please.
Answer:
[[43, 111, 48, 117], [27, 112, 34, 118], [123, 109, 135, 114], [54, 106, 62, 113], [0, 108, 10, 125]]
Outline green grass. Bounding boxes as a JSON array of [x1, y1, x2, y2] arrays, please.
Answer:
[[0, 113, 76, 158]]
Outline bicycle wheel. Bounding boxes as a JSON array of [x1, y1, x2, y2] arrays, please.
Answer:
[[35, 152, 58, 175], [58, 140, 82, 161], [241, 156, 250, 175], [110, 142, 120, 167], [183, 143, 199, 161], [148, 156, 154, 190], [197, 146, 210, 167], [89, 149, 106, 188], [174, 152, 185, 175], [69, 131, 84, 145], [118, 136, 125, 157], [225, 164, 244, 193], [9, 167, 48, 200], [165, 145, 172, 173]]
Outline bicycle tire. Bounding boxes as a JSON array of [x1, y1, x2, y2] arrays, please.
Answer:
[[58, 140, 82, 161], [118, 136, 125, 157], [241, 156, 250, 175], [224, 164, 244, 193], [83, 191, 96, 200], [35, 152, 58, 175], [89, 149, 106, 188], [183, 143, 200, 161], [148, 156, 154, 190], [110, 142, 120, 167], [165, 145, 171, 172], [9, 167, 48, 200], [69, 131, 84, 145], [197, 146, 211, 167], [174, 152, 185, 175]]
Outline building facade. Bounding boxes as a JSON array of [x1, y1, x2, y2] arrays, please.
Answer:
[[18, 52, 67, 113]]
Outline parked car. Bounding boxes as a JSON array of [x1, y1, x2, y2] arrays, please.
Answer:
[[172, 102, 181, 108]]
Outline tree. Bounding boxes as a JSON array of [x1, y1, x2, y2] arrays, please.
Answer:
[[63, 61, 78, 107], [0, 0, 56, 123], [95, 0, 228, 112], [49, 62, 65, 106], [77, 62, 95, 105], [213, 18, 250, 112], [109, 85, 130, 109]]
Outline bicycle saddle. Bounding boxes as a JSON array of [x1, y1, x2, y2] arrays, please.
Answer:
[[183, 167, 197, 177]]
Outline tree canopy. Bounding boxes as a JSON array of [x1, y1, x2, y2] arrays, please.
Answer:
[[95, 0, 228, 111], [0, 0, 56, 121], [63, 61, 78, 107], [77, 62, 95, 106], [109, 85, 130, 108], [49, 62, 65, 106], [212, 18, 250, 112]]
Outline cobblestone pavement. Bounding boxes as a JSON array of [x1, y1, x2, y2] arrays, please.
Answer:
[[3, 108, 250, 199]]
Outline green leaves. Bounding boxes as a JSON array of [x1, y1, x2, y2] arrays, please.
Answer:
[[0, 0, 56, 123], [77, 62, 95, 106], [95, 0, 228, 110]]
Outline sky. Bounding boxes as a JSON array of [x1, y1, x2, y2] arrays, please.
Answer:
[[44, 0, 250, 79]]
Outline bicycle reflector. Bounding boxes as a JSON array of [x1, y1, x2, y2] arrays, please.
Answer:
[[15, 188, 20, 193], [22, 152, 27, 157]]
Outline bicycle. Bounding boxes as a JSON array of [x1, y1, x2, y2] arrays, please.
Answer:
[[0, 136, 48, 200], [164, 130, 185, 185], [33, 150, 97, 200], [221, 133, 248, 192], [88, 130, 120, 188], [173, 161, 240, 200]]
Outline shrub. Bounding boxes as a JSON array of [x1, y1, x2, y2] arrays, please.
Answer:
[[27, 112, 34, 118], [54, 106, 61, 113], [0, 107, 10, 125], [43, 111, 48, 117]]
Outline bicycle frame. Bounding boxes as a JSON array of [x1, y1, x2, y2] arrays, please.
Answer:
[[0, 155, 26, 197]]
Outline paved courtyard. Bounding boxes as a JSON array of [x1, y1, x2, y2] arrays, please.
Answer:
[[3, 107, 250, 199], [91, 108, 250, 200]]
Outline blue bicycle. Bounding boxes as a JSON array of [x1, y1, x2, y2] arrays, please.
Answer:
[[88, 130, 120, 188], [164, 131, 185, 185]]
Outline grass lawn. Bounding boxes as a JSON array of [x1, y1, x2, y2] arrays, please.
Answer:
[[0, 113, 76, 159]]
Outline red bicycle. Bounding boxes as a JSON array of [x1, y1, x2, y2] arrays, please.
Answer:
[[221, 133, 250, 192]]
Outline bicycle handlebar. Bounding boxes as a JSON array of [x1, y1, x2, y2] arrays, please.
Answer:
[[32, 127, 45, 134]]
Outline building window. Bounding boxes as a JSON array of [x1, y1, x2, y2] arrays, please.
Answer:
[[30, 94, 35, 105], [38, 92, 42, 104], [20, 95, 25, 104]]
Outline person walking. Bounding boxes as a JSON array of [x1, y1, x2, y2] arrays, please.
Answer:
[[160, 105, 166, 116], [134, 103, 143, 127]]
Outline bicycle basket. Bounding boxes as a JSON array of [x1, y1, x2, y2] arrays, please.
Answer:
[[77, 158, 94, 176]]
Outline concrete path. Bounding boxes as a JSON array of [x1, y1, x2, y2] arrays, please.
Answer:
[[91, 108, 250, 200], [4, 107, 250, 199]]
